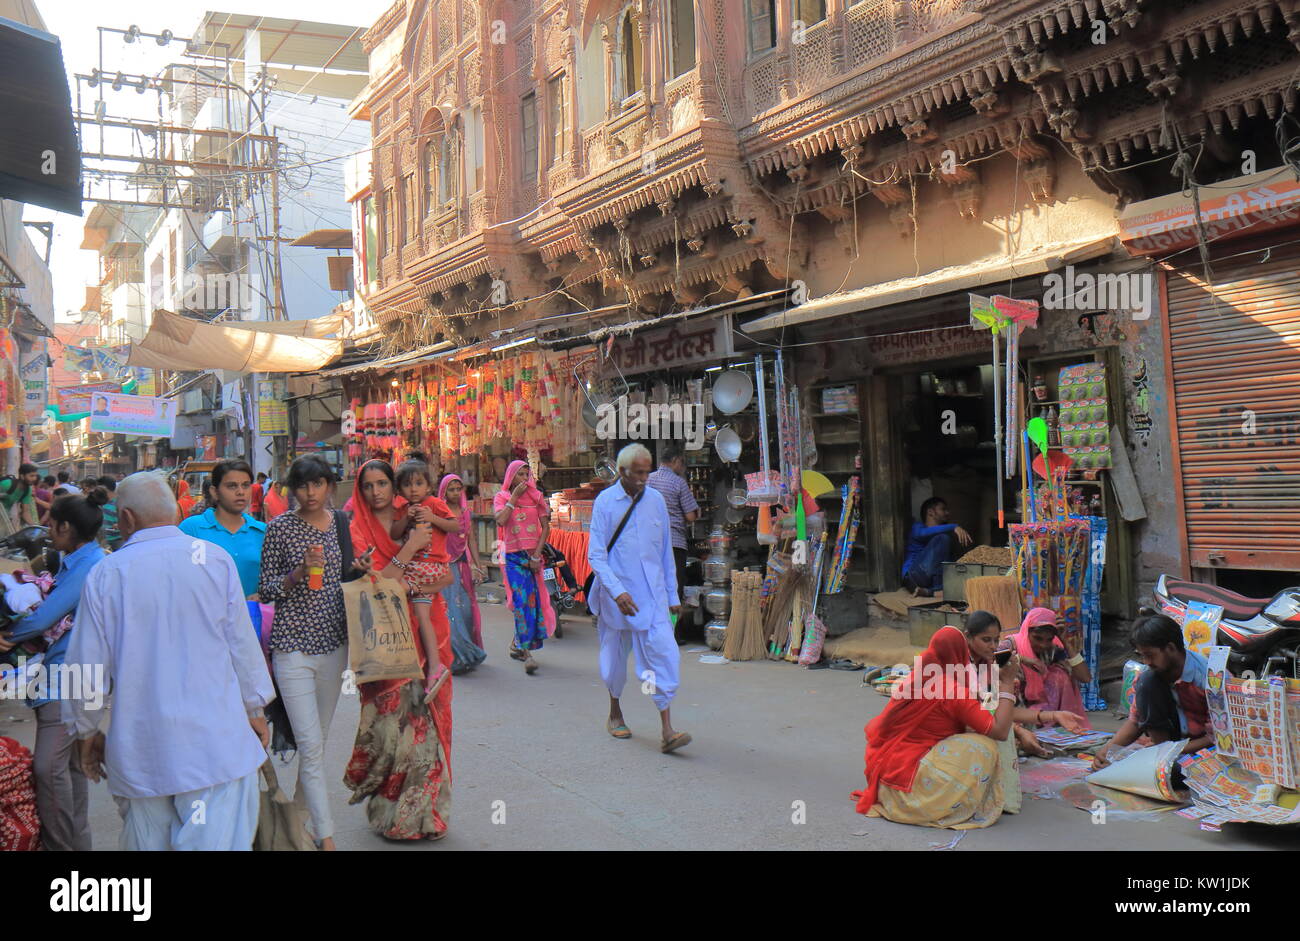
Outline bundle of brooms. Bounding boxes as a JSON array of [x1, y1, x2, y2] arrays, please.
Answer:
[[723, 571, 767, 661], [965, 574, 1022, 639], [763, 567, 810, 660]]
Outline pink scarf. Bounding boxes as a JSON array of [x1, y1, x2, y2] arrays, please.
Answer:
[[438, 474, 471, 560], [1014, 607, 1089, 727], [492, 460, 555, 637]]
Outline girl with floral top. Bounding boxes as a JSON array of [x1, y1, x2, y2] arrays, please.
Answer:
[[259, 455, 372, 851]]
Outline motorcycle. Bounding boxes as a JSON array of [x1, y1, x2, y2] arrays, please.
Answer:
[[1151, 573, 1300, 678], [0, 525, 56, 665], [540, 542, 581, 638]]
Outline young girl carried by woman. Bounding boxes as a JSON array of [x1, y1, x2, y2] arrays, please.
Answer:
[[389, 460, 461, 702]]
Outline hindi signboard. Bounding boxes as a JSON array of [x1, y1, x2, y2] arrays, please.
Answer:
[[257, 379, 289, 436], [607, 317, 733, 376], [56, 381, 120, 414], [88, 392, 177, 438]]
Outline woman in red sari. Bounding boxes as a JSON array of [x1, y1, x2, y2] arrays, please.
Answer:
[[852, 626, 1018, 829], [343, 459, 455, 841]]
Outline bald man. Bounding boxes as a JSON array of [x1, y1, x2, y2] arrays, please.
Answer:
[[62, 472, 274, 850]]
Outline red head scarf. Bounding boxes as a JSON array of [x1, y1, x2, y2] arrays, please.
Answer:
[[348, 459, 406, 569], [854, 626, 984, 812]]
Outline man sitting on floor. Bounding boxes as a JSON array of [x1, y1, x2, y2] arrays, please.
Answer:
[[1093, 614, 1211, 767], [901, 497, 972, 597]]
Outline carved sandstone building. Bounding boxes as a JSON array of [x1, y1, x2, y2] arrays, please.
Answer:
[[348, 0, 1300, 600]]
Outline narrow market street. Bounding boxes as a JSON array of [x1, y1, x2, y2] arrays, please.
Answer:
[[3, 602, 1283, 853]]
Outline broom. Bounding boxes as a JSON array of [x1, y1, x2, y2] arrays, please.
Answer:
[[966, 574, 1023, 640], [764, 569, 807, 659], [724, 572, 756, 661]]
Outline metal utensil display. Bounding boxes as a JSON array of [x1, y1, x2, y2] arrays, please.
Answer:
[[712, 369, 754, 414], [594, 458, 617, 482], [714, 426, 742, 462]]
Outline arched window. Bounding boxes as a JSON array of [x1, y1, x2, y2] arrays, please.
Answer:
[[422, 139, 437, 214]]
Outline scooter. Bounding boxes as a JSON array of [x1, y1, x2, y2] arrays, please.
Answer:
[[1151, 573, 1300, 678]]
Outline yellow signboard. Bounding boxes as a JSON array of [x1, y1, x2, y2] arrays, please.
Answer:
[[257, 379, 288, 436]]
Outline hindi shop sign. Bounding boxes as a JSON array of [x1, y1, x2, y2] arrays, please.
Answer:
[[88, 393, 178, 438], [56, 382, 121, 415], [607, 317, 733, 376], [257, 379, 289, 436]]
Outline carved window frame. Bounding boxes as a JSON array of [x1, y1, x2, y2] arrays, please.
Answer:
[[747, 0, 777, 59], [616, 6, 646, 108], [667, 0, 697, 79]]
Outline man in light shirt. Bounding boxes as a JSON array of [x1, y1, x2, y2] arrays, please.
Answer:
[[588, 444, 691, 753], [646, 443, 699, 644], [63, 473, 274, 851]]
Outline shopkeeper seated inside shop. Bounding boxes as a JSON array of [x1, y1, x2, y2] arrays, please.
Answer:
[[1093, 614, 1211, 768], [901, 497, 973, 596]]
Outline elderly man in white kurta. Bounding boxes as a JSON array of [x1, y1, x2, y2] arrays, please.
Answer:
[[588, 444, 691, 753], [62, 472, 275, 850]]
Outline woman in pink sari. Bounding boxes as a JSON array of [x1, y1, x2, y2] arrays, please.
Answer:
[[1012, 607, 1092, 729], [492, 460, 555, 675], [438, 474, 486, 673], [343, 459, 455, 840]]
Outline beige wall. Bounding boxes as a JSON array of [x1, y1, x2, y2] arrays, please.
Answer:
[[801, 153, 1120, 298]]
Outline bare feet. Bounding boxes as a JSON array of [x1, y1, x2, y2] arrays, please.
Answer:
[[319, 836, 337, 851]]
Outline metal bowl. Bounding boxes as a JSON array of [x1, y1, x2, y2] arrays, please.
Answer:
[[594, 459, 617, 482], [726, 487, 748, 508], [714, 426, 742, 462], [724, 506, 747, 524], [712, 370, 754, 414]]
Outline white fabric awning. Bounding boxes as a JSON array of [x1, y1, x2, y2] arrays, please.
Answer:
[[223, 312, 347, 339], [127, 309, 344, 373], [740, 236, 1117, 333]]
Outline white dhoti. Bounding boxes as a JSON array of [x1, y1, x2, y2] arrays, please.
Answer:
[[598, 616, 680, 712], [115, 769, 260, 851]]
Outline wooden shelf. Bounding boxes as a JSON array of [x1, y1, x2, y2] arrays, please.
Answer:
[[810, 412, 861, 420]]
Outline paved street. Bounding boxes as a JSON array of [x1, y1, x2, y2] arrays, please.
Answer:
[[1, 602, 1288, 851]]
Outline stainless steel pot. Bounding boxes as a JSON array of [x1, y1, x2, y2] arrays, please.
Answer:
[[704, 554, 731, 584], [703, 586, 731, 618]]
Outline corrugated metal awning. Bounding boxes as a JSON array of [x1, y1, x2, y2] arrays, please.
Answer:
[[315, 340, 455, 378]]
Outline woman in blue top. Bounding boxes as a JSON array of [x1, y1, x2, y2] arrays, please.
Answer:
[[179, 460, 267, 634], [0, 488, 108, 851]]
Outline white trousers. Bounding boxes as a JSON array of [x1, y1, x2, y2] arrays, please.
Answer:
[[116, 769, 259, 851], [598, 620, 680, 711], [272, 646, 347, 841]]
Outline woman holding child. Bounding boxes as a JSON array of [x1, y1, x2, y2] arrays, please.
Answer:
[[343, 458, 456, 841]]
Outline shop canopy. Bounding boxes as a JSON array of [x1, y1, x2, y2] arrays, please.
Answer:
[[739, 236, 1116, 334], [126, 309, 344, 374], [0, 16, 81, 215]]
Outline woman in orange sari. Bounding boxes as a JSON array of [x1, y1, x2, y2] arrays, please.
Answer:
[[852, 626, 1018, 829], [343, 459, 455, 841], [172, 479, 196, 521]]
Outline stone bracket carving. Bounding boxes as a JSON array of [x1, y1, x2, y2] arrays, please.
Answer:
[[1024, 159, 1055, 204]]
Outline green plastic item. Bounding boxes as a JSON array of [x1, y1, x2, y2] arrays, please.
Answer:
[[1026, 416, 1050, 455], [796, 492, 807, 541]]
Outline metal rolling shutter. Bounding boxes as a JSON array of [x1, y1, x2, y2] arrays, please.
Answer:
[[1165, 239, 1300, 570]]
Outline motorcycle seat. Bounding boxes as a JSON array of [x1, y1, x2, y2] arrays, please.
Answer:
[[1163, 578, 1272, 621]]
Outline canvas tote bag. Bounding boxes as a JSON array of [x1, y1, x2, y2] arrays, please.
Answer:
[[343, 574, 423, 684], [253, 758, 317, 851]]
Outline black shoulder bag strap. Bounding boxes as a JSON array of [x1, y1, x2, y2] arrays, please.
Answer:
[[334, 508, 360, 583], [583, 488, 643, 599]]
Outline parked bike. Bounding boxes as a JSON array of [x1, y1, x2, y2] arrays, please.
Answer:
[[1151, 573, 1300, 678]]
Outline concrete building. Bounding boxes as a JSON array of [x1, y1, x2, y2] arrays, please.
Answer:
[[75, 13, 370, 477]]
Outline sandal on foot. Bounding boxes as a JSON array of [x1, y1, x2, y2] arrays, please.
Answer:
[[661, 731, 692, 754], [508, 646, 528, 661], [524, 655, 539, 675], [424, 665, 451, 703], [606, 718, 631, 739]]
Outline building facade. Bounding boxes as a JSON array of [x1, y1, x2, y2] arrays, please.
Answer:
[[350, 0, 1300, 617]]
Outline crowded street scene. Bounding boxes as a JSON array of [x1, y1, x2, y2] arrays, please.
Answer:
[[0, 0, 1296, 911]]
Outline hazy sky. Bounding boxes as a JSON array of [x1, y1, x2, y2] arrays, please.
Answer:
[[24, 0, 390, 321]]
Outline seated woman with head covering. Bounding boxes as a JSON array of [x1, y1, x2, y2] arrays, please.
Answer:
[[1012, 607, 1092, 729], [852, 626, 1020, 829]]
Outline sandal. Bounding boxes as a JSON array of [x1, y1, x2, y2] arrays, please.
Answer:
[[424, 665, 451, 704], [606, 718, 631, 739], [661, 731, 692, 754], [508, 646, 527, 662], [524, 655, 539, 675]]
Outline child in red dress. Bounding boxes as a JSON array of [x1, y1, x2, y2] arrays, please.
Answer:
[[390, 461, 461, 701]]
